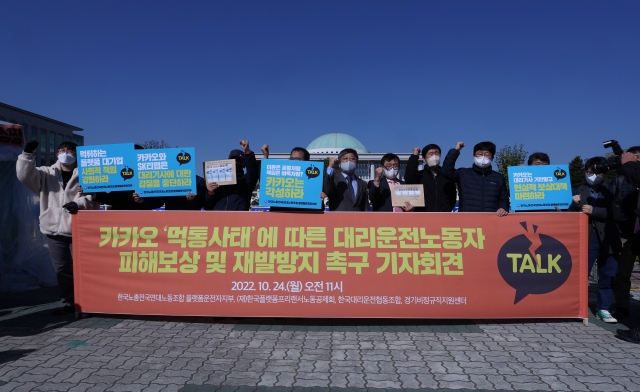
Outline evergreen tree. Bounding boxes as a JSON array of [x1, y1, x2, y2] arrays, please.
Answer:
[[139, 140, 172, 149], [569, 156, 585, 188], [495, 144, 528, 188]]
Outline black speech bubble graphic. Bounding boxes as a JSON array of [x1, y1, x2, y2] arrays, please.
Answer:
[[497, 222, 572, 304], [553, 168, 567, 180], [120, 166, 134, 181], [177, 150, 191, 165], [306, 165, 320, 179]]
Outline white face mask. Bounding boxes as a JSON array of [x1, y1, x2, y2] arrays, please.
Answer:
[[474, 156, 492, 168], [384, 168, 399, 179], [58, 153, 76, 165], [585, 173, 603, 186], [340, 161, 357, 173], [426, 155, 441, 167]]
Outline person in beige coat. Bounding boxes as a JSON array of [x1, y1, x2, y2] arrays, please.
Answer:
[[16, 140, 96, 315]]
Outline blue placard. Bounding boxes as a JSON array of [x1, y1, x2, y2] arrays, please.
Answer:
[[259, 159, 324, 209], [508, 165, 572, 211], [135, 148, 197, 197], [77, 143, 137, 193]]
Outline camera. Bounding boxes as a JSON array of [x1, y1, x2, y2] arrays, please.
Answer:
[[593, 140, 624, 174]]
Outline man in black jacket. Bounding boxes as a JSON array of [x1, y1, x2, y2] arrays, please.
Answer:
[[204, 140, 259, 211], [442, 141, 509, 216], [569, 157, 621, 323], [613, 146, 640, 319], [368, 153, 414, 212], [404, 144, 457, 212], [621, 150, 640, 188]]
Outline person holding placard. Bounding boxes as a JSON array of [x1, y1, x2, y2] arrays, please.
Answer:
[[16, 140, 97, 315], [368, 153, 413, 212], [527, 152, 550, 166], [91, 145, 163, 210], [569, 156, 622, 324], [269, 147, 326, 212], [405, 144, 457, 212], [442, 141, 509, 216], [204, 140, 259, 211], [324, 148, 368, 211]]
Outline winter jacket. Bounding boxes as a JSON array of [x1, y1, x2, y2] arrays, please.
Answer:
[[404, 155, 457, 212], [441, 148, 509, 212], [93, 191, 164, 210], [204, 152, 259, 211], [620, 161, 640, 189], [612, 175, 639, 239], [16, 152, 96, 237], [367, 177, 404, 212], [164, 175, 207, 211], [569, 182, 622, 255]]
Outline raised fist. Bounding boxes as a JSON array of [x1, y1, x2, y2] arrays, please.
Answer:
[[375, 166, 385, 180], [455, 142, 465, 151], [239, 140, 250, 153], [412, 147, 420, 156], [24, 140, 39, 154]]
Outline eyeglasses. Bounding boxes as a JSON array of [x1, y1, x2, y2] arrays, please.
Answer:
[[474, 152, 492, 158], [383, 165, 399, 170], [58, 149, 76, 156]]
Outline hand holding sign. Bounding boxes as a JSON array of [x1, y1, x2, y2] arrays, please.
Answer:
[[207, 182, 219, 196]]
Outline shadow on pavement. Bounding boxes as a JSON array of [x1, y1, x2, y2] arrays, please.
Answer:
[[0, 287, 75, 337], [0, 349, 36, 366]]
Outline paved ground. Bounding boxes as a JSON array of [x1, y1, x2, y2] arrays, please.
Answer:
[[2, 277, 640, 392]]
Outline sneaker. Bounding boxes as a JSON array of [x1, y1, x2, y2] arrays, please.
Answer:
[[616, 328, 640, 344], [596, 310, 617, 323]]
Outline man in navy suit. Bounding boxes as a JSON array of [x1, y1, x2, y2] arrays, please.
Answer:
[[324, 148, 368, 211]]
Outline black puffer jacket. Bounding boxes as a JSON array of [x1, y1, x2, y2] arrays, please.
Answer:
[[204, 152, 259, 211], [441, 148, 509, 212], [404, 155, 457, 212]]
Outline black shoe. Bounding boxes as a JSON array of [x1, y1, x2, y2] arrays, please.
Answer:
[[613, 308, 629, 319], [52, 305, 74, 316], [616, 328, 640, 344]]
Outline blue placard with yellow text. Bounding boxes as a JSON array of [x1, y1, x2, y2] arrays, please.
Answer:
[[135, 148, 196, 197], [508, 165, 572, 211], [260, 159, 323, 209], [77, 143, 137, 193]]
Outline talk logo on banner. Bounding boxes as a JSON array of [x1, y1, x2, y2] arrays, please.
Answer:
[[177, 150, 191, 165], [497, 221, 572, 304], [120, 166, 134, 180]]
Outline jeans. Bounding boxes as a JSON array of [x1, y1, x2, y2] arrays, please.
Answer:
[[588, 230, 618, 312], [46, 235, 74, 306]]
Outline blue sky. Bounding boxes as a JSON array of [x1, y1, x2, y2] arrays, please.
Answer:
[[2, 1, 639, 168]]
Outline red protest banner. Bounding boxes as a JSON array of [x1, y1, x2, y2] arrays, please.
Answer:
[[73, 211, 588, 319], [0, 124, 24, 148]]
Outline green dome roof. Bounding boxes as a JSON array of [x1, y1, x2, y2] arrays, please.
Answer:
[[306, 133, 368, 154]]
